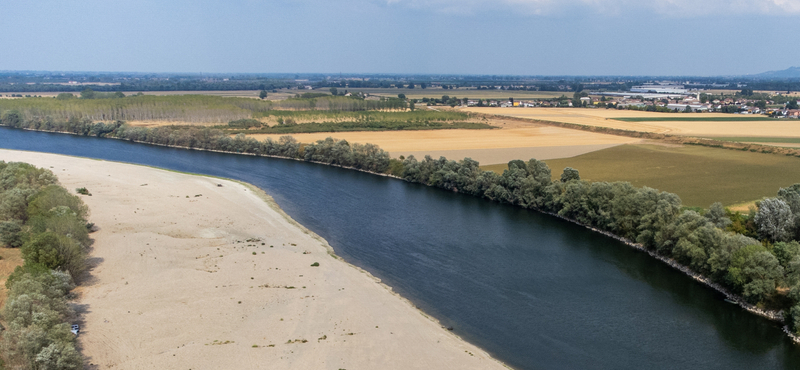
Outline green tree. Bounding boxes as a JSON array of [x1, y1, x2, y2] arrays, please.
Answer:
[[705, 202, 732, 229], [0, 221, 24, 248], [55, 93, 74, 100], [79, 88, 95, 99], [699, 93, 708, 103], [259, 90, 268, 99], [788, 100, 799, 109], [560, 167, 580, 182], [398, 93, 406, 99], [329, 87, 338, 96], [754, 198, 794, 242]]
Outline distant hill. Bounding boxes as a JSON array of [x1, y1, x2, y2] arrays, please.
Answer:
[[754, 67, 800, 78]]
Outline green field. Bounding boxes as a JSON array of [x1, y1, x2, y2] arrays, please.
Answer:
[[482, 144, 800, 207], [612, 116, 777, 122]]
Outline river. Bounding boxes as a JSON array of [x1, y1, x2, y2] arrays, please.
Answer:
[[1, 127, 799, 369]]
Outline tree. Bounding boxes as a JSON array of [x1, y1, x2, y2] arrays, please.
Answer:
[[80, 88, 95, 99], [113, 91, 125, 98], [560, 167, 580, 182], [329, 87, 338, 96], [55, 93, 74, 100], [788, 100, 799, 110], [699, 93, 708, 103], [398, 93, 406, 99], [754, 198, 794, 242], [259, 90, 268, 100], [705, 202, 732, 229], [755, 100, 767, 110], [0, 221, 24, 248]]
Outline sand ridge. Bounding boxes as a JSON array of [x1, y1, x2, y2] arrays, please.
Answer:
[[0, 149, 506, 370]]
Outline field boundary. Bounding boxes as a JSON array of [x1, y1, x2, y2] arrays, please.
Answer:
[[479, 113, 800, 158]]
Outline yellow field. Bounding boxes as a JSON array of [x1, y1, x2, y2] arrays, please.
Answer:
[[245, 126, 640, 164], [465, 107, 800, 138]]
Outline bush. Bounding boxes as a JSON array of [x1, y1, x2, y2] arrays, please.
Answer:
[[228, 119, 263, 128], [75, 187, 90, 196]]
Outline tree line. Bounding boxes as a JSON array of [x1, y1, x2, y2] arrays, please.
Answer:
[[0, 95, 409, 125], [0, 162, 89, 369], [4, 115, 800, 337]]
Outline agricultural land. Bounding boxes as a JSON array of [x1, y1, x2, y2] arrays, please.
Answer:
[[465, 107, 800, 140], [484, 143, 800, 208]]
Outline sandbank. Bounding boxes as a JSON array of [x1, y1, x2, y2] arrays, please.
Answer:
[[0, 149, 506, 370]]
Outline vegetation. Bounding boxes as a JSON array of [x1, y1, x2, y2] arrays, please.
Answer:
[[0, 94, 407, 125], [518, 144, 800, 207], [613, 117, 777, 122], [0, 161, 89, 369], [703, 137, 800, 144], [6, 108, 800, 338]]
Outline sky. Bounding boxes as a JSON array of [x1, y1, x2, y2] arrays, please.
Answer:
[[1, 0, 798, 76]]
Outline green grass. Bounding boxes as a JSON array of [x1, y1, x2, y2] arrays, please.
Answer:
[[483, 144, 800, 207], [612, 116, 777, 122], [704, 137, 800, 144]]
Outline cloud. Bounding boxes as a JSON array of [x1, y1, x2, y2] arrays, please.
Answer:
[[381, 0, 800, 16]]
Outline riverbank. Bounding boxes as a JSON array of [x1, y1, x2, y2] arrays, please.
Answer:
[[542, 210, 800, 343], [0, 149, 507, 370]]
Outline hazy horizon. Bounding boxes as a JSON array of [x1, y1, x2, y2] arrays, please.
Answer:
[[1, 0, 799, 76]]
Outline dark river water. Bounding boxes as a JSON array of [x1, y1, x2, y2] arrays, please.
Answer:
[[2, 127, 800, 369]]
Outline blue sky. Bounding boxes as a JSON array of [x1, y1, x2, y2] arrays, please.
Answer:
[[1, 0, 798, 76]]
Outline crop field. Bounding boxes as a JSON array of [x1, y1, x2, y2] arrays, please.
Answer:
[[465, 107, 800, 138], [484, 143, 800, 207], [246, 125, 640, 165], [345, 88, 568, 100], [613, 116, 776, 122]]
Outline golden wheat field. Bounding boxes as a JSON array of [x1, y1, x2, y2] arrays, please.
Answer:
[[465, 107, 800, 138], [246, 126, 640, 164]]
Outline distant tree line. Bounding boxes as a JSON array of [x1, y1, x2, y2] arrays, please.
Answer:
[[5, 116, 800, 337], [0, 95, 408, 126], [0, 79, 295, 93], [0, 162, 89, 369]]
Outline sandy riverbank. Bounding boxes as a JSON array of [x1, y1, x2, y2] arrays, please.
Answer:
[[0, 149, 506, 370]]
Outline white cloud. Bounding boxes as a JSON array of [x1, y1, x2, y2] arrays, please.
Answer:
[[381, 0, 800, 16]]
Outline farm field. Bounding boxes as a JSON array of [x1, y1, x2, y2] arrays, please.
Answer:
[[345, 88, 567, 100], [466, 107, 800, 138], [484, 143, 800, 207], [246, 126, 640, 165]]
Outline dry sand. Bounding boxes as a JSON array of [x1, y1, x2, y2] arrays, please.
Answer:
[[466, 107, 800, 138], [247, 127, 640, 165], [0, 149, 506, 370]]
